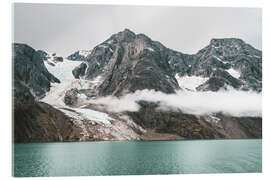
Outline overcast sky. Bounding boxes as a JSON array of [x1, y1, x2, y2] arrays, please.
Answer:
[[13, 3, 262, 57]]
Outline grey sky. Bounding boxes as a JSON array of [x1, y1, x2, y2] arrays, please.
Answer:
[[13, 3, 262, 57]]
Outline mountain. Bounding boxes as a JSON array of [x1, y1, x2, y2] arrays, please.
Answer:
[[13, 43, 60, 98], [13, 68, 74, 142], [13, 44, 75, 142], [191, 38, 262, 91], [12, 29, 262, 142], [13, 43, 145, 142], [72, 29, 262, 96], [72, 29, 180, 96], [67, 50, 92, 61], [128, 101, 261, 139], [67, 29, 262, 140]]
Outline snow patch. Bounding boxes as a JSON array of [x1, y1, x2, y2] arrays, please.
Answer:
[[98, 44, 108, 49], [60, 108, 112, 125], [107, 47, 114, 53], [106, 40, 113, 44], [226, 68, 241, 79], [78, 50, 91, 57], [71, 108, 113, 124], [175, 74, 209, 91], [44, 59, 81, 82], [146, 47, 154, 51], [213, 55, 223, 62]]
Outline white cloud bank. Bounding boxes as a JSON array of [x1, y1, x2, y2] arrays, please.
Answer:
[[89, 89, 262, 117]]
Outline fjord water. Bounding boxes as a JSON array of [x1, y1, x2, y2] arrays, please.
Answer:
[[13, 139, 261, 177]]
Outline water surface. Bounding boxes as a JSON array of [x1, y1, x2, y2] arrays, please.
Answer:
[[13, 139, 262, 177]]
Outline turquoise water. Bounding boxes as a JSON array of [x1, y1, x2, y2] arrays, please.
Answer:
[[13, 139, 262, 177]]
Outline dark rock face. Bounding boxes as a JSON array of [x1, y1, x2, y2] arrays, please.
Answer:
[[168, 38, 262, 92], [127, 101, 262, 139], [73, 29, 180, 96], [12, 44, 77, 142], [72, 63, 87, 79], [72, 29, 262, 95], [67, 50, 91, 61], [13, 43, 60, 98], [196, 69, 243, 91], [54, 56, 63, 62], [13, 73, 73, 143], [189, 38, 262, 91], [64, 88, 79, 106], [36, 50, 48, 61]]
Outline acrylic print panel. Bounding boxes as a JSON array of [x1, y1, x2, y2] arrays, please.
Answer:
[[12, 3, 262, 177]]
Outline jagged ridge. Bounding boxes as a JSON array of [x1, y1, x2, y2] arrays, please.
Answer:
[[72, 29, 262, 95]]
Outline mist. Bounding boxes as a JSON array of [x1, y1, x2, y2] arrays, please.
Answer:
[[89, 89, 262, 117]]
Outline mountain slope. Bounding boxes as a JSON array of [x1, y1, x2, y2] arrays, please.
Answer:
[[190, 38, 262, 92], [13, 43, 60, 98], [13, 44, 144, 142], [128, 101, 262, 139], [13, 29, 262, 142], [13, 71, 74, 142], [72, 29, 262, 95], [73, 29, 180, 96], [67, 29, 262, 140]]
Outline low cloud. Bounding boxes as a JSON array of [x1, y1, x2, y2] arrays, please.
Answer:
[[89, 89, 262, 117]]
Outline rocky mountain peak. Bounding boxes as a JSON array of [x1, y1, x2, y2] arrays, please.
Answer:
[[198, 38, 261, 59], [107, 28, 136, 43], [70, 30, 262, 94], [71, 29, 180, 96], [210, 38, 244, 47]]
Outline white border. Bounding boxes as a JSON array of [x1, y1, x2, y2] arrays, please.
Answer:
[[1, 0, 269, 180]]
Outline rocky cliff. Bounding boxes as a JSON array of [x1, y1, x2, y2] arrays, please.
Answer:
[[72, 29, 180, 96], [13, 43, 60, 98], [72, 29, 262, 95], [13, 71, 73, 142]]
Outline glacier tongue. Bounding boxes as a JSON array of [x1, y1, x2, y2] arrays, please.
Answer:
[[41, 59, 111, 125], [44, 58, 81, 82], [42, 59, 89, 106]]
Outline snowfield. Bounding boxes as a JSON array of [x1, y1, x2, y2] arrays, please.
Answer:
[[42, 59, 88, 106], [41, 59, 111, 125], [175, 74, 209, 91]]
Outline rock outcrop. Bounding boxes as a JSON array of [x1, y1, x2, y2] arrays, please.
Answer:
[[72, 63, 87, 79], [189, 38, 262, 92], [13, 43, 60, 98], [67, 50, 91, 61]]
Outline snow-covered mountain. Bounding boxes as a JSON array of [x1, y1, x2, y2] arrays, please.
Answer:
[[12, 29, 262, 143], [73, 29, 261, 96]]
